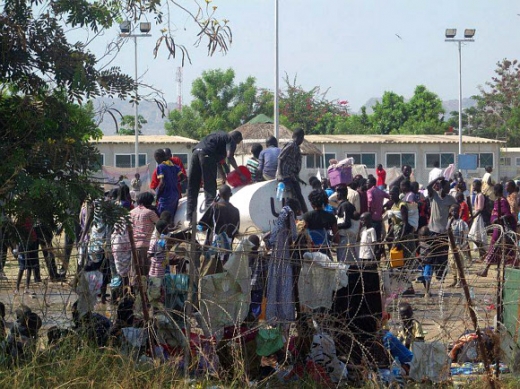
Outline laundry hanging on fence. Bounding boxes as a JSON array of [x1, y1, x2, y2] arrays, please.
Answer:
[[199, 238, 253, 336], [298, 252, 349, 310]]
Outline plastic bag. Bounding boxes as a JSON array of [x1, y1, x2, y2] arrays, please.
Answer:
[[256, 327, 284, 356], [468, 214, 487, 245]]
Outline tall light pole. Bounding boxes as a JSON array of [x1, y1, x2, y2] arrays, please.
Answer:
[[274, 0, 280, 139], [445, 28, 475, 170], [120, 21, 152, 169]]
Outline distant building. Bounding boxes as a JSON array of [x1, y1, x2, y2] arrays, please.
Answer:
[[92, 135, 197, 192], [500, 147, 520, 181], [233, 115, 322, 168], [93, 135, 197, 170], [305, 134, 503, 185]]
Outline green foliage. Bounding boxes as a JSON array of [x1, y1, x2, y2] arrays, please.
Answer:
[[447, 106, 481, 133], [0, 91, 103, 233], [118, 114, 147, 135], [473, 59, 520, 146], [400, 85, 445, 134], [370, 86, 445, 134], [165, 106, 205, 139], [0, 0, 234, 235], [165, 68, 270, 138], [407, 85, 445, 123], [1, 1, 134, 101], [255, 89, 276, 118], [335, 110, 377, 135], [1, 1, 233, 102], [279, 74, 349, 135], [372, 91, 408, 134]]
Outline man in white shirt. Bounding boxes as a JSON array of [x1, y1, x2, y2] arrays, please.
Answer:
[[347, 181, 361, 213], [428, 160, 443, 184], [358, 212, 377, 261], [482, 165, 495, 200]]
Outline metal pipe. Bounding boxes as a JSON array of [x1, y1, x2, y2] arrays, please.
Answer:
[[274, 0, 279, 140], [458, 40, 463, 164], [134, 36, 139, 169]]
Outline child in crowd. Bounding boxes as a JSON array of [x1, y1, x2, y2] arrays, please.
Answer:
[[336, 186, 359, 262], [447, 203, 470, 287], [247, 235, 267, 320], [417, 226, 434, 300], [358, 212, 377, 262], [456, 192, 470, 224], [397, 302, 425, 350], [147, 220, 170, 308], [130, 173, 142, 201], [246, 143, 263, 182]]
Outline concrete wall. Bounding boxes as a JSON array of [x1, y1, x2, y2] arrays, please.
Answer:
[[94, 142, 194, 170], [500, 148, 520, 181], [303, 142, 501, 186], [164, 140, 502, 187]]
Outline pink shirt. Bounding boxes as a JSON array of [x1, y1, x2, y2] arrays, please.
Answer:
[[130, 206, 159, 248], [367, 186, 390, 221], [473, 192, 484, 212]]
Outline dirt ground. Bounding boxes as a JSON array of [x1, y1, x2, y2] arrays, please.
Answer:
[[392, 258, 499, 342], [0, 243, 504, 366]]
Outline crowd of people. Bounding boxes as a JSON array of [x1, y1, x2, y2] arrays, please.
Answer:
[[1, 127, 519, 382]]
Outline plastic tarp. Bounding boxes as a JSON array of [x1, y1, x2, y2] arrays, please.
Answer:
[[409, 341, 450, 383], [199, 239, 253, 335], [298, 252, 349, 310]]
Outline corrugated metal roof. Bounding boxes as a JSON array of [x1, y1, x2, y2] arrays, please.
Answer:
[[305, 134, 504, 145], [93, 135, 197, 144]]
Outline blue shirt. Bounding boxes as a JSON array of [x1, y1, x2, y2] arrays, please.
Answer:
[[258, 146, 280, 180]]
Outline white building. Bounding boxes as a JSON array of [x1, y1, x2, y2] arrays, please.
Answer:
[[305, 134, 503, 185], [93, 135, 197, 169], [500, 147, 520, 181]]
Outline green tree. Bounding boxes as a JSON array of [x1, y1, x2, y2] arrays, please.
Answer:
[[166, 68, 270, 138], [118, 115, 148, 135], [473, 59, 520, 145], [335, 112, 377, 135], [1, 1, 232, 101], [278, 74, 349, 135], [401, 85, 445, 134], [371, 92, 408, 134], [1, 0, 232, 231], [0, 92, 103, 234], [165, 106, 205, 139]]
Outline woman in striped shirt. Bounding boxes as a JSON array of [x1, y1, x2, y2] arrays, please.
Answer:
[[147, 220, 170, 308]]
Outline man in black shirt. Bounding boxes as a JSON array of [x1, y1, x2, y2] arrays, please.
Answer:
[[199, 185, 240, 241], [187, 130, 244, 223], [199, 185, 240, 265]]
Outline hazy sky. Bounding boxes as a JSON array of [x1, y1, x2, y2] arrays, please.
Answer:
[[86, 0, 520, 111]]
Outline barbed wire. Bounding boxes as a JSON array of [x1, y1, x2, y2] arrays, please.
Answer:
[[0, 220, 518, 385]]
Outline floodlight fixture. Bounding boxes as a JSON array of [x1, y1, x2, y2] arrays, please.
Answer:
[[140, 22, 151, 33], [118, 22, 152, 169], [464, 29, 476, 38], [119, 21, 131, 34], [445, 28, 457, 38], [444, 27, 477, 169]]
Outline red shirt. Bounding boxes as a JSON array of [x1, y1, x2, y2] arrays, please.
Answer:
[[459, 201, 470, 223], [376, 168, 386, 187], [150, 156, 187, 194]]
